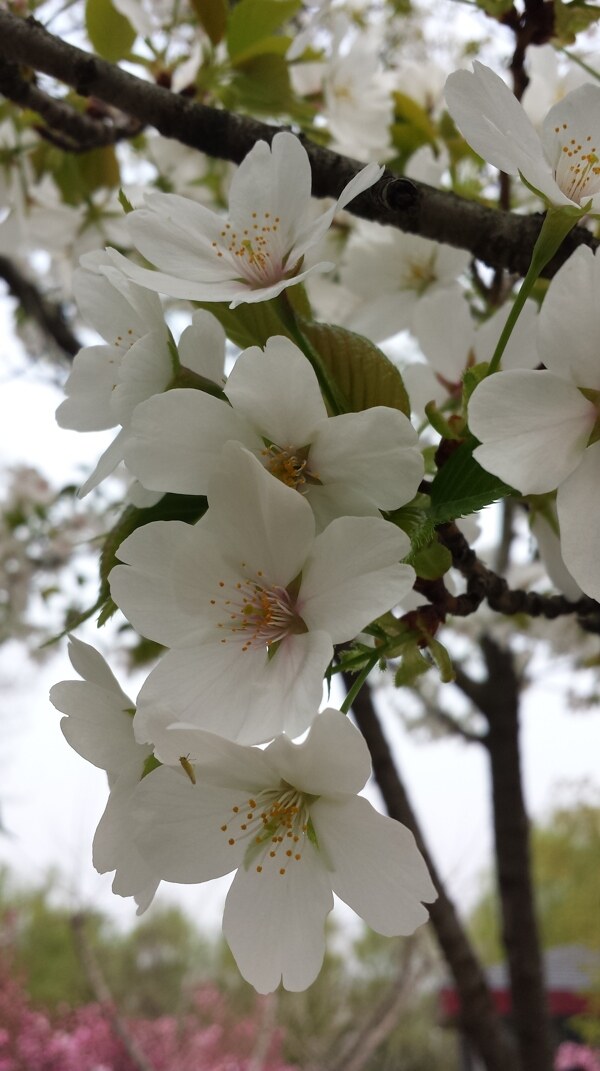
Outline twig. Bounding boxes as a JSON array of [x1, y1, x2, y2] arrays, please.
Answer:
[[0, 254, 80, 359]]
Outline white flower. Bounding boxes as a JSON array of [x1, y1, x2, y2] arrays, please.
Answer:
[[110, 443, 415, 750], [56, 251, 226, 495], [125, 335, 423, 530], [104, 132, 383, 308], [339, 222, 470, 343], [132, 709, 437, 993], [49, 637, 159, 913], [468, 245, 600, 600], [445, 61, 600, 210], [321, 20, 394, 161]]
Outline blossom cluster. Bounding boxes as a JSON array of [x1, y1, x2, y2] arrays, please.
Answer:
[[52, 131, 438, 993], [51, 53, 600, 997]]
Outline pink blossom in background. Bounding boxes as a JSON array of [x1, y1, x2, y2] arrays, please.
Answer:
[[555, 1042, 600, 1071], [0, 967, 296, 1071]]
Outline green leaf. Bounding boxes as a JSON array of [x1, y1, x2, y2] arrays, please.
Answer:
[[475, 0, 514, 16], [225, 54, 295, 114], [462, 361, 489, 405], [394, 643, 431, 687], [429, 435, 515, 524], [300, 321, 411, 416], [553, 0, 600, 44], [78, 145, 120, 193], [195, 286, 311, 350], [85, 0, 136, 61], [227, 0, 300, 63], [189, 0, 228, 45]]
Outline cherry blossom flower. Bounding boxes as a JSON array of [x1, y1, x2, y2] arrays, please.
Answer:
[[132, 709, 436, 993], [109, 443, 415, 751], [339, 222, 470, 343], [49, 637, 160, 912], [104, 132, 383, 308], [467, 245, 600, 600], [445, 61, 600, 210], [125, 335, 423, 531], [56, 251, 226, 495]]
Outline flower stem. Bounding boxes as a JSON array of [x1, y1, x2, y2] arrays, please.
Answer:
[[273, 291, 349, 415], [487, 205, 585, 376], [340, 652, 380, 714]]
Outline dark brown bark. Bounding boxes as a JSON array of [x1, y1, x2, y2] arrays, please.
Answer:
[[343, 674, 517, 1071], [454, 638, 554, 1071], [0, 12, 597, 280]]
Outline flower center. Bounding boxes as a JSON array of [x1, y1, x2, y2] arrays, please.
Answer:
[[553, 124, 600, 204], [403, 255, 437, 294], [220, 783, 315, 876], [211, 212, 288, 288], [261, 443, 321, 491], [211, 570, 307, 652]]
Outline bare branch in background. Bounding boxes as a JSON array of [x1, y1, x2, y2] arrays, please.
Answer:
[[0, 254, 80, 359]]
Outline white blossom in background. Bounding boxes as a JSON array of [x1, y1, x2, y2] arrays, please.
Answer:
[[339, 221, 470, 343], [125, 335, 423, 531], [105, 132, 383, 307], [110, 443, 415, 752], [445, 61, 600, 211], [404, 286, 539, 418], [49, 637, 160, 913], [521, 45, 594, 129], [56, 251, 226, 495], [468, 245, 600, 601], [132, 709, 436, 993], [321, 19, 394, 161]]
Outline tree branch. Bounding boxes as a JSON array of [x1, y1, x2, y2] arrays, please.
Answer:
[[0, 11, 597, 278], [0, 57, 142, 150], [437, 522, 600, 631], [0, 254, 80, 359], [343, 674, 517, 1071]]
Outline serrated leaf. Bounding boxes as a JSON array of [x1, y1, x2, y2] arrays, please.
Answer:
[[190, 0, 227, 45], [429, 435, 515, 523], [300, 321, 411, 416], [85, 0, 136, 61], [227, 0, 300, 62]]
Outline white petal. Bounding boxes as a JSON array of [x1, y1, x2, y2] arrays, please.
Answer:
[[93, 766, 160, 913], [311, 795, 436, 934], [557, 442, 600, 601], [445, 63, 542, 177], [52, 680, 142, 772], [78, 427, 130, 497], [133, 765, 245, 882], [300, 516, 413, 641], [542, 84, 600, 206], [413, 286, 473, 379], [178, 310, 227, 384], [309, 407, 423, 510], [109, 520, 214, 646], [265, 708, 371, 796], [223, 842, 333, 993], [110, 328, 173, 426], [56, 345, 120, 431], [225, 337, 327, 444], [205, 443, 315, 586], [475, 299, 539, 371], [65, 635, 129, 696], [538, 245, 600, 389], [468, 370, 594, 493], [125, 390, 258, 494]]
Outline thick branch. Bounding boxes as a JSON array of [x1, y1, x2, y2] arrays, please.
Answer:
[[0, 11, 597, 278], [0, 254, 80, 358], [343, 674, 517, 1071], [455, 638, 553, 1071]]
